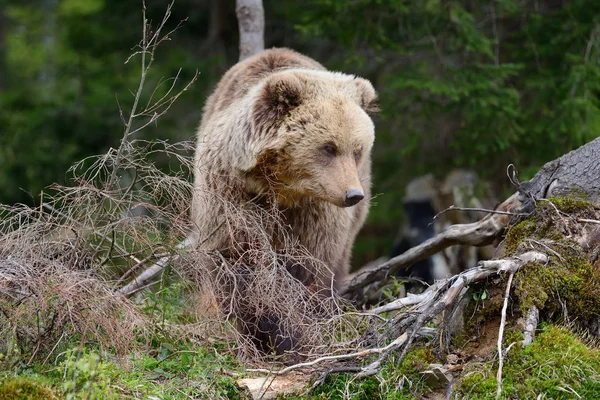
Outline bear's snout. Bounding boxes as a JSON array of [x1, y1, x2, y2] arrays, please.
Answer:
[[344, 189, 364, 207]]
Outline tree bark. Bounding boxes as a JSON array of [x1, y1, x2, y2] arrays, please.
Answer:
[[236, 0, 264, 61], [518, 136, 600, 211]]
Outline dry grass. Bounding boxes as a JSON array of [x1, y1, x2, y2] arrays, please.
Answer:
[[0, 139, 198, 362]]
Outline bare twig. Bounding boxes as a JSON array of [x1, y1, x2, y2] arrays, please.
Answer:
[[42, 203, 142, 265], [117, 236, 193, 296], [433, 205, 528, 221], [247, 333, 409, 376], [109, 0, 195, 189], [578, 218, 600, 225], [117, 220, 226, 296], [496, 272, 514, 399], [370, 292, 430, 314]]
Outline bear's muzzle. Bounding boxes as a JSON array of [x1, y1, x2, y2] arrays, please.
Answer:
[[344, 189, 364, 207]]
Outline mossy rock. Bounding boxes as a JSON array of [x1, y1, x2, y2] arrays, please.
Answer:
[[514, 250, 600, 320], [504, 196, 598, 256], [501, 195, 600, 325], [546, 196, 597, 214], [0, 376, 61, 400], [454, 325, 600, 399]]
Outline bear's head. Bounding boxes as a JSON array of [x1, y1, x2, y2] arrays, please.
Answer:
[[246, 70, 377, 208]]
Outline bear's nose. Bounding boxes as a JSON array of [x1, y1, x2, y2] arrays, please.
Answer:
[[344, 189, 364, 207]]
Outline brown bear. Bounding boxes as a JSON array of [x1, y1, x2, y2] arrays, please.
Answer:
[[192, 48, 377, 353]]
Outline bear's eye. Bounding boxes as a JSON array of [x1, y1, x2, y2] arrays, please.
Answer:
[[322, 144, 338, 157], [354, 149, 363, 163]]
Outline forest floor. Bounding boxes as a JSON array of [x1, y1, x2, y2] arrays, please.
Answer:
[[2, 284, 600, 399], [3, 199, 600, 399]]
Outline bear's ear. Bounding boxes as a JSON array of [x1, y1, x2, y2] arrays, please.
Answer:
[[242, 74, 303, 172], [255, 73, 304, 124], [354, 78, 379, 115]]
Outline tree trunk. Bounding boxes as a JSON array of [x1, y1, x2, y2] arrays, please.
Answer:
[[236, 0, 264, 61], [208, 0, 228, 45], [518, 136, 600, 210], [0, 4, 6, 91]]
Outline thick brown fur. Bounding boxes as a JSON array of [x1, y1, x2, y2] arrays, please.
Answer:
[[192, 48, 377, 354]]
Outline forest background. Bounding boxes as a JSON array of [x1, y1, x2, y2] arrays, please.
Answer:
[[2, 0, 599, 266]]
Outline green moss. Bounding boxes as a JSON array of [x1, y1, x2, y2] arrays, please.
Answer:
[[455, 325, 600, 399], [390, 347, 434, 385], [456, 364, 497, 399], [503, 215, 564, 256], [504, 196, 597, 257], [503, 217, 538, 255], [15, 339, 245, 400], [0, 376, 61, 400], [60, 351, 118, 400], [501, 195, 600, 326], [514, 247, 600, 321], [547, 196, 594, 213]]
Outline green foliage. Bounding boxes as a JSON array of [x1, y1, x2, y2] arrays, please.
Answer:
[[12, 341, 244, 400], [1, 285, 244, 400], [118, 346, 242, 399], [308, 374, 381, 399], [292, 0, 600, 172], [60, 350, 117, 400], [0, 0, 217, 206]]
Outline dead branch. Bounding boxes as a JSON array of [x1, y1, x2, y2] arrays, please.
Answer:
[[110, 0, 196, 190], [116, 236, 193, 296], [578, 218, 600, 225], [247, 332, 410, 376], [116, 219, 229, 297], [369, 292, 430, 314], [433, 205, 528, 221], [343, 192, 525, 301], [243, 250, 548, 381]]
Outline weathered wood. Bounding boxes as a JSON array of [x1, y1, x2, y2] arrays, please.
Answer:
[[518, 136, 600, 210]]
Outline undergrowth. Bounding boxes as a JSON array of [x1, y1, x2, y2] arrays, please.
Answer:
[[455, 325, 600, 399], [0, 283, 246, 400]]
